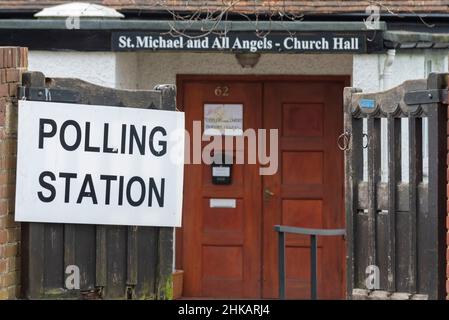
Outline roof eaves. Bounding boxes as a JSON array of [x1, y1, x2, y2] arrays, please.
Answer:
[[0, 19, 387, 31]]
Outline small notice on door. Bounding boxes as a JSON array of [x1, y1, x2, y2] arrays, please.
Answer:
[[204, 104, 243, 136], [212, 166, 230, 177]]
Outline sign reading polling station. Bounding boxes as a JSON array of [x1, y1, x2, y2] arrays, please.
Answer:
[[15, 101, 185, 227]]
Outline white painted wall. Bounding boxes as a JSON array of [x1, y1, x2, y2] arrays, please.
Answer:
[[29, 51, 355, 90], [28, 51, 118, 88], [135, 52, 353, 89], [116, 52, 139, 89], [28, 50, 449, 93], [353, 51, 448, 93]]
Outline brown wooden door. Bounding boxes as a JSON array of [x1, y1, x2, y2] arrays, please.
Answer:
[[262, 80, 346, 299], [181, 80, 262, 298], [179, 76, 346, 299]]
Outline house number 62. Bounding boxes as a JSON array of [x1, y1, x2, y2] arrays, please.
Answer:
[[214, 86, 229, 97]]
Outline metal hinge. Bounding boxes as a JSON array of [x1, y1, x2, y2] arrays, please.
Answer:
[[18, 86, 80, 103], [404, 89, 448, 105]]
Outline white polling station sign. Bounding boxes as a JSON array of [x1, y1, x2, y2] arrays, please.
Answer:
[[15, 100, 185, 227]]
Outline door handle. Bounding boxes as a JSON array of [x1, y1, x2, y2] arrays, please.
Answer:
[[264, 188, 275, 200]]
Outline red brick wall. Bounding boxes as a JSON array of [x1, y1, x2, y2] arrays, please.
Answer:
[[0, 47, 27, 299]]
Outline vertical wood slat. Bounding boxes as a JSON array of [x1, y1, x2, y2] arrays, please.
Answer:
[[43, 224, 64, 290], [386, 117, 401, 292], [154, 84, 176, 300], [343, 87, 363, 298], [127, 226, 138, 288], [74, 226, 96, 290], [63, 224, 77, 277], [156, 227, 173, 299], [95, 225, 107, 290], [426, 73, 447, 299], [21, 223, 45, 298], [367, 117, 381, 267], [135, 227, 158, 298], [104, 226, 127, 299], [351, 119, 364, 289], [408, 116, 422, 293], [343, 89, 353, 298]]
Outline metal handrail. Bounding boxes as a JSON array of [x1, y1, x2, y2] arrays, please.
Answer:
[[274, 225, 346, 300]]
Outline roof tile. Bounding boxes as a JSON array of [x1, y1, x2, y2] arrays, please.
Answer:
[[0, 1, 448, 14]]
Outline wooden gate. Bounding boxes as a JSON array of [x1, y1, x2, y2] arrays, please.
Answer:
[[344, 73, 447, 300], [19, 71, 174, 299]]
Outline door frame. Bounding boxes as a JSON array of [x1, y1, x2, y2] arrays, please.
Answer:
[[176, 74, 351, 297]]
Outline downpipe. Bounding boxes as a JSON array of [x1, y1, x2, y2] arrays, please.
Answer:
[[381, 49, 396, 90]]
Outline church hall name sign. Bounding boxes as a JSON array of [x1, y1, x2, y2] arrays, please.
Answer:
[[15, 101, 185, 227], [112, 32, 367, 53]]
